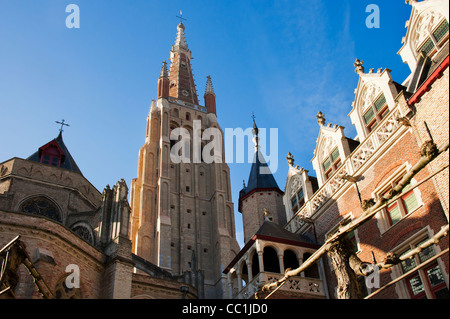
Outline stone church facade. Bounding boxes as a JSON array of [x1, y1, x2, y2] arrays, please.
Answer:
[[1, 20, 238, 300]]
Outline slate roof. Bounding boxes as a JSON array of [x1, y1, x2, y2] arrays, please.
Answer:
[[239, 150, 281, 198], [27, 132, 83, 175], [255, 221, 316, 245]]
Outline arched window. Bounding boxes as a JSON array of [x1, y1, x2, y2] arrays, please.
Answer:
[[72, 225, 94, 244], [283, 250, 299, 271], [241, 261, 248, 286], [20, 196, 62, 223], [263, 246, 280, 273], [251, 250, 260, 277], [303, 253, 320, 279]]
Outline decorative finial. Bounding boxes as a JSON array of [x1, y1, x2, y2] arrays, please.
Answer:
[[251, 113, 259, 150], [354, 58, 365, 74], [55, 119, 70, 133], [159, 60, 168, 78], [286, 152, 294, 167], [176, 10, 187, 27], [205, 75, 215, 95], [251, 112, 258, 136], [243, 180, 246, 188], [316, 111, 325, 126]]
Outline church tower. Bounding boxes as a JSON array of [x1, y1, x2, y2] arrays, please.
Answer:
[[130, 21, 240, 299], [238, 118, 286, 244]]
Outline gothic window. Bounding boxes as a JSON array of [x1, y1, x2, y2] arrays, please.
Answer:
[[290, 188, 305, 214], [322, 147, 341, 181], [72, 225, 93, 244], [378, 175, 420, 229], [20, 196, 62, 223], [416, 19, 449, 57], [397, 237, 449, 299], [363, 93, 389, 133]]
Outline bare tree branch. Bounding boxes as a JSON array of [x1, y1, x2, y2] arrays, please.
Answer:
[[259, 141, 449, 297]]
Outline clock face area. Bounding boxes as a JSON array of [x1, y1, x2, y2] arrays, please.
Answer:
[[182, 89, 190, 97]]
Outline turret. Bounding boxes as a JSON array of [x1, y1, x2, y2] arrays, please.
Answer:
[[204, 75, 216, 115], [157, 61, 169, 99]]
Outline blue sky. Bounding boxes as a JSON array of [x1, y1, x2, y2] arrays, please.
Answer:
[[0, 0, 413, 247]]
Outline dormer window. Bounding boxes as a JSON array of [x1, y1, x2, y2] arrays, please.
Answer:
[[363, 93, 389, 133], [39, 142, 64, 168], [290, 188, 305, 214], [417, 20, 449, 57], [323, 147, 341, 181]]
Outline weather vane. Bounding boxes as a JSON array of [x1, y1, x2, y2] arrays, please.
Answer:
[[55, 119, 70, 133], [176, 10, 187, 24]]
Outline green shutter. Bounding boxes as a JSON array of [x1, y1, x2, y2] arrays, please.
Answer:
[[433, 20, 449, 43], [419, 37, 435, 55], [374, 94, 386, 112], [364, 108, 375, 124], [404, 192, 419, 213], [331, 148, 340, 162], [388, 204, 402, 225], [297, 188, 304, 201], [323, 158, 331, 171]]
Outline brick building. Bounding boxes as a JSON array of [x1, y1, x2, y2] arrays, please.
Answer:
[[228, 0, 449, 299]]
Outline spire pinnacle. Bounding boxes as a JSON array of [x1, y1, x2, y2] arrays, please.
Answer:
[[205, 75, 215, 96], [159, 61, 168, 78], [251, 113, 259, 150], [174, 21, 188, 51]]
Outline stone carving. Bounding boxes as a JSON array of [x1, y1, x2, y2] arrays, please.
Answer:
[[413, 10, 444, 51], [316, 111, 326, 126], [321, 136, 336, 160], [354, 58, 365, 74], [361, 83, 381, 112], [289, 176, 301, 196]]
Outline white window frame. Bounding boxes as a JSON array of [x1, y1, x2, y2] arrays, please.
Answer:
[[372, 163, 423, 234], [390, 227, 449, 299]]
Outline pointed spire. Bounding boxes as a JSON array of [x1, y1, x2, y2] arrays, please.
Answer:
[[159, 61, 168, 78], [252, 113, 259, 136], [169, 21, 198, 104], [205, 75, 215, 96], [204, 75, 216, 114], [150, 99, 158, 116], [174, 22, 188, 51]]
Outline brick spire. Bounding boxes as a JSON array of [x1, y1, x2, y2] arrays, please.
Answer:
[[168, 22, 199, 105], [204, 75, 216, 115], [157, 61, 169, 99]]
